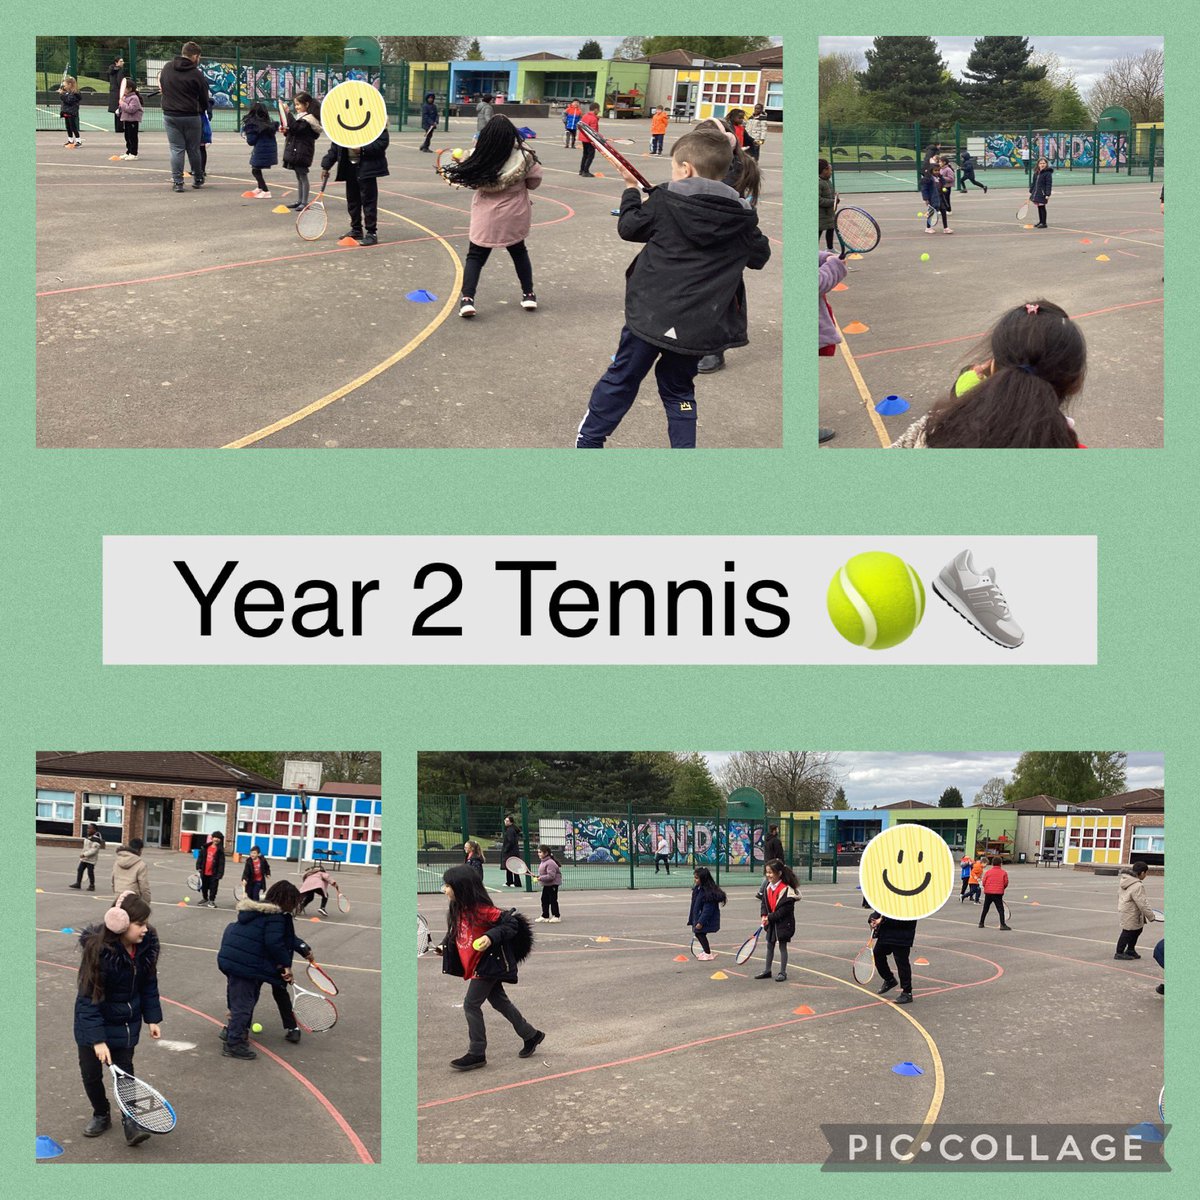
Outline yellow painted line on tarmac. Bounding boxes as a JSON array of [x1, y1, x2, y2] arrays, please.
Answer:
[[224, 205, 463, 447], [836, 319, 892, 447]]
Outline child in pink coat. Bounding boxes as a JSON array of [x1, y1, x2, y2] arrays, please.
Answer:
[[297, 867, 341, 916], [439, 114, 543, 317]]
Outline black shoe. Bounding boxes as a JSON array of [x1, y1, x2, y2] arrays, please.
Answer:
[[123, 1116, 150, 1146], [984, 185, 989, 193], [1000, 925, 1013, 931], [978, 922, 986, 928], [698, 352, 725, 373], [451, 1053, 487, 1071], [69, 882, 81, 889], [191, 177, 205, 189], [459, 296, 476, 318], [1127, 951, 1142, 959], [521, 292, 538, 311], [222, 1041, 257, 1059], [754, 970, 772, 980], [359, 232, 378, 246], [172, 181, 185, 192], [896, 991, 913, 1005], [819, 427, 836, 444], [87, 885, 95, 891], [340, 229, 363, 241], [1114, 952, 1135, 960], [878, 979, 898, 995], [218, 1025, 228, 1042], [519, 1030, 545, 1058], [285, 1027, 302, 1043], [1156, 983, 1164, 995], [83, 1113, 111, 1137], [287, 202, 303, 210], [774, 972, 788, 982]]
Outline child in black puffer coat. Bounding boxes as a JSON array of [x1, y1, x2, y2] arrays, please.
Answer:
[[74, 892, 163, 1145]]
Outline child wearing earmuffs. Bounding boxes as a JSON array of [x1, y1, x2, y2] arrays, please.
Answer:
[[74, 891, 163, 1146]]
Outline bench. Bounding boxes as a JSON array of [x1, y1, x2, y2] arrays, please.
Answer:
[[310, 848, 343, 872], [1033, 852, 1062, 868]]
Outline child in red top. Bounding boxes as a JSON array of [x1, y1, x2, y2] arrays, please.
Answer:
[[979, 857, 1011, 930], [579, 103, 601, 176], [240, 845, 271, 902], [435, 865, 543, 1071], [197, 831, 226, 908], [756, 859, 801, 981]]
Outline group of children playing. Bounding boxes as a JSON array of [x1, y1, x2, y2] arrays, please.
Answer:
[[57, 76, 146, 158]]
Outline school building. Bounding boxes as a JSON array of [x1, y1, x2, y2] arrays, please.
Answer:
[[781, 802, 979, 858], [35, 751, 382, 866]]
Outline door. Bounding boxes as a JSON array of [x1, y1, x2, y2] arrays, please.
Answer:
[[143, 799, 164, 846]]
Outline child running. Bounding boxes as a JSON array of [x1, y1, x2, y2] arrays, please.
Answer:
[[117, 82, 143, 159], [536, 845, 562, 922], [74, 892, 162, 1145], [867, 907, 917, 1005], [1115, 861, 1158, 959], [281, 91, 322, 211], [241, 101, 279, 198], [196, 830, 225, 907], [240, 844, 271, 901], [687, 866, 726, 959], [439, 114, 542, 318], [756, 858, 800, 981], [321, 118, 390, 245], [434, 865, 543, 1071], [576, 125, 771, 449], [649, 105, 670, 155], [71, 823, 105, 891], [59, 76, 82, 148], [890, 300, 1086, 448]]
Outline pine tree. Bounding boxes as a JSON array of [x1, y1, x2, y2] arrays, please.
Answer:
[[831, 786, 849, 810], [960, 36, 1049, 126], [856, 37, 956, 127], [938, 787, 964, 808], [465, 39, 483, 62], [578, 40, 604, 61]]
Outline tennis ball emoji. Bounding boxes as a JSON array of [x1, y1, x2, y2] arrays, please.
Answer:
[[955, 368, 984, 397], [251, 1023, 263, 1034], [321, 80, 388, 149], [827, 552, 925, 650], [860, 825, 955, 920], [920, 252, 930, 262]]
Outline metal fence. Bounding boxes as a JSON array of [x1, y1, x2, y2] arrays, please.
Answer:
[[822, 120, 1162, 193], [417, 796, 839, 893], [35, 37, 409, 132]]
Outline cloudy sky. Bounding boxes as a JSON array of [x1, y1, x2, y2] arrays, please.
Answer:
[[699, 751, 1164, 809], [817, 37, 1163, 100], [472, 37, 781, 60]]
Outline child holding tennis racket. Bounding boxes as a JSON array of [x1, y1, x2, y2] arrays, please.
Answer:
[[71, 823, 105, 890], [281, 91, 322, 211], [1115, 861, 1158, 959], [889, 300, 1087, 448], [297, 865, 341, 916], [536, 845, 562, 922], [58, 76, 82, 148], [756, 859, 800, 981], [242, 102, 280, 199], [579, 103, 601, 175], [440, 115, 543, 317], [240, 844, 271, 901], [117, 82, 143, 160], [196, 830, 226, 907], [867, 909, 917, 1004], [74, 892, 162, 1144], [320, 120, 390, 246], [435, 865, 543, 1071], [576, 125, 771, 449], [979, 857, 1012, 930], [687, 867, 726, 959], [1029, 157, 1054, 228], [819, 159, 837, 249]]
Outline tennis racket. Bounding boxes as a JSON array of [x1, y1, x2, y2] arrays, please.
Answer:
[[1016, 201, 1030, 221], [234, 883, 245, 901], [186, 872, 201, 892], [296, 175, 329, 241], [337, 892, 351, 914], [505, 855, 537, 877], [689, 936, 708, 960], [833, 206, 881, 258], [418, 914, 433, 957], [119, 76, 128, 103], [1159, 1086, 1164, 1123], [290, 980, 337, 1032], [852, 938, 876, 985], [578, 125, 652, 191], [734, 927, 765, 965], [277, 99, 289, 132], [108, 1063, 177, 1134], [1152, 908, 1165, 922], [306, 961, 338, 995]]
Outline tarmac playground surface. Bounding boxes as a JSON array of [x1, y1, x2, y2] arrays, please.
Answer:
[[35, 116, 783, 449], [36, 845, 381, 1163], [819, 182, 1163, 448], [417, 866, 1164, 1163]]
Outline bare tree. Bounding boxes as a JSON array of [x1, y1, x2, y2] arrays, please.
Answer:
[[717, 751, 840, 813], [1087, 48, 1164, 124], [972, 776, 1008, 807], [818, 51, 861, 101], [613, 36, 645, 61]]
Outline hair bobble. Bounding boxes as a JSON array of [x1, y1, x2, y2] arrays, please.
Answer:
[[1025, 303, 1040, 315], [1017, 364, 1037, 376]]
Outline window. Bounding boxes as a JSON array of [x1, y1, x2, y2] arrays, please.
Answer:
[[36, 788, 76, 835], [1131, 826, 1164, 854], [766, 81, 783, 113], [181, 800, 228, 834], [83, 793, 124, 827]]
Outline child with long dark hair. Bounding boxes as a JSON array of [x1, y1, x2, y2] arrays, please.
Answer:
[[891, 300, 1087, 448], [117, 82, 143, 159], [241, 101, 280, 198], [1030, 156, 1054, 228], [439, 115, 543, 317], [434, 865, 543, 1071], [464, 840, 486, 879], [74, 892, 162, 1145], [756, 859, 800, 981], [687, 867, 726, 960], [536, 845, 562, 922], [281, 91, 322, 211]]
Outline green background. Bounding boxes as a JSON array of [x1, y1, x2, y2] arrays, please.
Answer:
[[5, 1, 1190, 1192]]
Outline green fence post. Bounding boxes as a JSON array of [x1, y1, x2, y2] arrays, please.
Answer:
[[128, 39, 137, 88], [1092, 124, 1099, 185], [458, 793, 470, 846], [913, 122, 922, 186], [520, 797, 532, 892], [628, 802, 635, 890], [235, 47, 242, 131], [831, 815, 839, 884]]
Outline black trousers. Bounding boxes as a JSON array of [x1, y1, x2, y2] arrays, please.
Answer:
[[960, 877, 971, 898], [76, 861, 96, 887], [463, 976, 537, 1055], [1036, 203, 1048, 225], [251, 167, 269, 191], [540, 884, 560, 918], [63, 115, 80, 139], [980, 893, 1007, 926], [693, 929, 711, 953], [462, 240, 534, 298], [269, 982, 298, 1029], [1116, 927, 1145, 955], [746, 141, 760, 161], [246, 879, 266, 901], [200, 874, 220, 902], [821, 227, 834, 249], [346, 172, 379, 234], [580, 143, 596, 173], [124, 124, 139, 155], [421, 124, 436, 150], [654, 854, 670, 874], [874, 943, 912, 992], [79, 1042, 135, 1116], [225, 974, 264, 1045]]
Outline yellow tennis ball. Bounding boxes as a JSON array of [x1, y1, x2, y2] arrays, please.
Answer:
[[920, 252, 930, 262], [452, 148, 464, 160], [183, 897, 190, 903], [827, 552, 925, 650], [251, 1022, 263, 1034], [955, 368, 984, 397], [472, 936, 488, 951]]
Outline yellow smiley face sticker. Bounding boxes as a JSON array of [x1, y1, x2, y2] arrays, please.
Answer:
[[321, 80, 389, 149], [859, 824, 954, 920]]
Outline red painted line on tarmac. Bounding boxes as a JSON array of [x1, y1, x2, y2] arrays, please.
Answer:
[[854, 298, 1163, 361], [37, 958, 374, 1163]]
